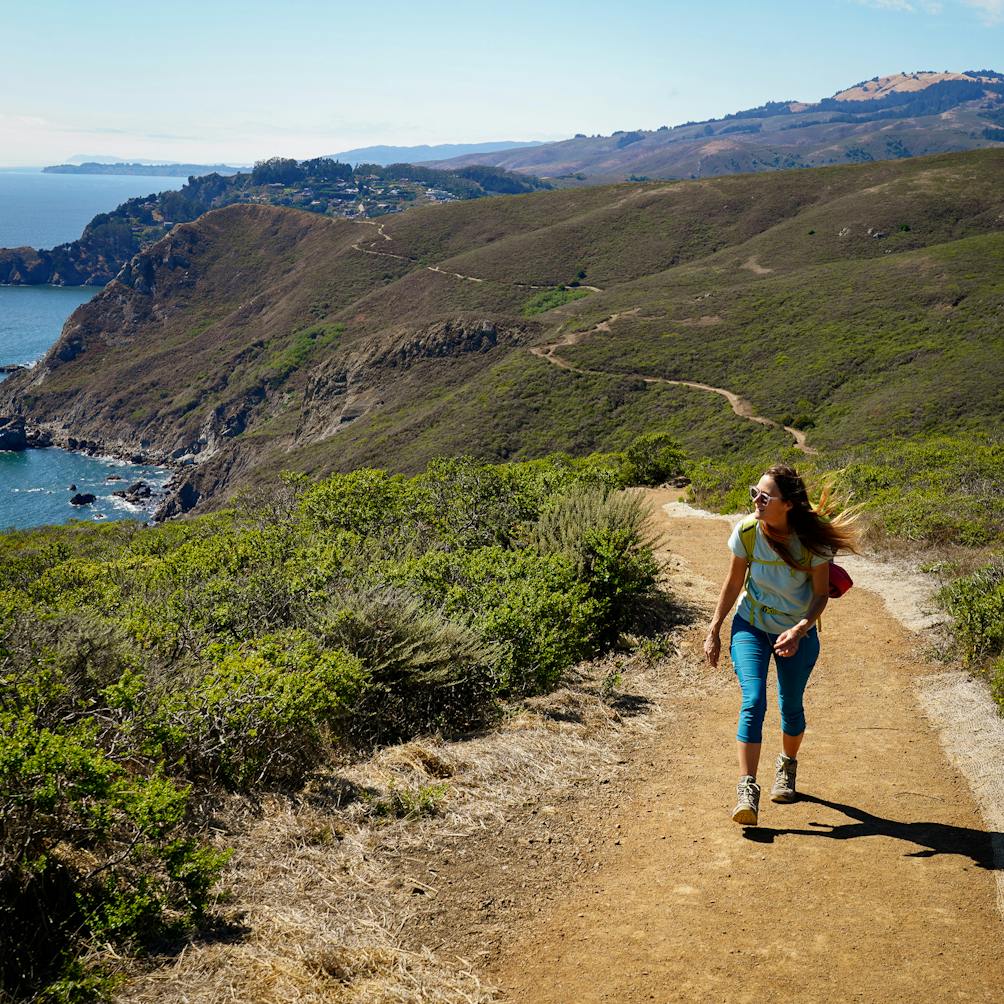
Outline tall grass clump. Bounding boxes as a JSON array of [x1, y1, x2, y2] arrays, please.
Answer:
[[0, 449, 671, 1000]]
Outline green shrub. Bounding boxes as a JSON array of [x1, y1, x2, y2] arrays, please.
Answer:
[[521, 286, 590, 316], [939, 559, 1004, 669], [396, 547, 598, 695], [529, 489, 660, 644], [621, 433, 687, 486], [298, 468, 410, 536], [155, 632, 365, 790], [0, 713, 223, 999], [313, 587, 502, 742], [410, 456, 542, 549]]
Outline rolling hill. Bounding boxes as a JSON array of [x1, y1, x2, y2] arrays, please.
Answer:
[[1, 148, 1002, 519], [428, 70, 1004, 181]]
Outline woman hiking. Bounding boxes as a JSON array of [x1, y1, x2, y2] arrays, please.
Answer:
[[703, 464, 859, 826]]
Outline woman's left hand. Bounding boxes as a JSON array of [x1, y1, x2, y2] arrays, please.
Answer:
[[773, 627, 803, 658]]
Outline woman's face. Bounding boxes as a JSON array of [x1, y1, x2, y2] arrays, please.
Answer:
[[751, 475, 792, 523]]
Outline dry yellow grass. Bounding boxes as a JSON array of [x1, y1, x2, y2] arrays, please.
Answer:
[[115, 633, 692, 1003], [832, 70, 985, 101]]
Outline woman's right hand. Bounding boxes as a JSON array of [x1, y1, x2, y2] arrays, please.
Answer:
[[704, 630, 721, 668]]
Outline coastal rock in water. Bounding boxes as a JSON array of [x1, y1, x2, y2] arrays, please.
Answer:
[[125, 481, 153, 502], [113, 481, 154, 506], [69, 493, 97, 506], [0, 416, 28, 451]]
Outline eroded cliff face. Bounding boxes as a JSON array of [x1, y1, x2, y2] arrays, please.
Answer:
[[0, 204, 535, 515]]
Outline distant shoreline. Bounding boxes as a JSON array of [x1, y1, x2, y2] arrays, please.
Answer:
[[43, 162, 245, 177]]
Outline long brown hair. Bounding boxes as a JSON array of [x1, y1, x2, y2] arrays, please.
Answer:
[[760, 464, 860, 569]]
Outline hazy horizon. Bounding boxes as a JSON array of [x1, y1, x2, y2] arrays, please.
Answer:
[[2, 0, 1002, 167]]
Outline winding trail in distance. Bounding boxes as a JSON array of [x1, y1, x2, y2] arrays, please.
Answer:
[[351, 220, 562, 289], [349, 219, 813, 454], [352, 218, 596, 298], [531, 311, 816, 454]]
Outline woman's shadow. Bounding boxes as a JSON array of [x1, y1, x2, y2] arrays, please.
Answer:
[[743, 793, 1001, 870]]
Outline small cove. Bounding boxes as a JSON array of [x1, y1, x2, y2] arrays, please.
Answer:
[[0, 450, 171, 531], [0, 171, 183, 530]]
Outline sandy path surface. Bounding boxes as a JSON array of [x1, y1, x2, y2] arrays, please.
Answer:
[[490, 498, 1003, 1002]]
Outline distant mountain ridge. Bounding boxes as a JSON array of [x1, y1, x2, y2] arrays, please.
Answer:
[[429, 70, 1004, 180], [324, 141, 545, 166]]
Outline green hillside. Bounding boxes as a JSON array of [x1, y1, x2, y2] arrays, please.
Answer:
[[2, 149, 1002, 540]]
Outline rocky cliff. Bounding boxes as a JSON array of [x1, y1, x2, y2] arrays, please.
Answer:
[[0, 203, 536, 514]]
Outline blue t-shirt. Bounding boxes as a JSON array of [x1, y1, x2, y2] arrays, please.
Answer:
[[728, 518, 829, 633]]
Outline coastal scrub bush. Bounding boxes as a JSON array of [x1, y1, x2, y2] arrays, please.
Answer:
[[939, 557, 1004, 712], [0, 713, 223, 999], [314, 588, 500, 742], [392, 545, 598, 695], [152, 633, 366, 790], [529, 489, 660, 645], [410, 455, 543, 549], [621, 432, 687, 486], [939, 558, 1004, 666]]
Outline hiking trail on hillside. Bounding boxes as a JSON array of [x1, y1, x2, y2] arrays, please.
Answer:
[[352, 220, 558, 289], [479, 494, 1002, 1002], [349, 221, 813, 454]]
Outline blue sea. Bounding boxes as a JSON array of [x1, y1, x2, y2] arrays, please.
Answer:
[[0, 169, 184, 249], [0, 170, 183, 530]]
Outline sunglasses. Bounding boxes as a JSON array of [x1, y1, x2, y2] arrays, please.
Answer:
[[749, 486, 780, 505]]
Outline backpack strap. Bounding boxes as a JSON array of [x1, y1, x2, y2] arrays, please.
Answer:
[[738, 515, 757, 563]]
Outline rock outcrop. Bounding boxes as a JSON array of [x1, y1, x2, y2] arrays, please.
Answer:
[[0, 416, 27, 451]]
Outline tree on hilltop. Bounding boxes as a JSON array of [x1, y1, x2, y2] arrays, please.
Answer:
[[301, 157, 353, 181], [251, 157, 305, 185]]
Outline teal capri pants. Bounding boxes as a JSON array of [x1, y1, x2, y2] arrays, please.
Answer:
[[730, 613, 820, 744]]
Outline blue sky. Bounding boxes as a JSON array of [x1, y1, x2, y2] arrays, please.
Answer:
[[1, 0, 1001, 166]]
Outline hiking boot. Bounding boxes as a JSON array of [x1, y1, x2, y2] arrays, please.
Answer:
[[732, 775, 760, 825], [770, 753, 798, 803]]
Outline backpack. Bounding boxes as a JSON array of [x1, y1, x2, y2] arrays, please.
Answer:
[[737, 516, 852, 599]]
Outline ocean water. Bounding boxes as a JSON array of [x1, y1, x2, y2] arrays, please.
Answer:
[[0, 284, 98, 367], [0, 169, 184, 249], [0, 452, 171, 531], [0, 170, 177, 530]]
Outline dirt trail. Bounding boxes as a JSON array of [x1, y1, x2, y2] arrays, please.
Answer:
[[490, 497, 1003, 1002], [530, 313, 814, 453], [350, 220, 568, 290]]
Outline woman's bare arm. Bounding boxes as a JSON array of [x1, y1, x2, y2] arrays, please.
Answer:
[[704, 553, 748, 667]]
